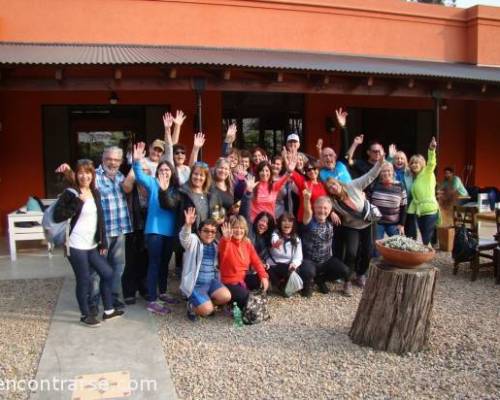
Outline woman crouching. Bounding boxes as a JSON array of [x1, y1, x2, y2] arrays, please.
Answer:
[[219, 216, 270, 310], [179, 208, 231, 321]]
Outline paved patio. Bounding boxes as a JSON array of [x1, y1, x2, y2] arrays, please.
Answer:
[[0, 239, 178, 400]]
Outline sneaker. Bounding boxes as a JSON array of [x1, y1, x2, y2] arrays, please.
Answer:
[[186, 302, 197, 322], [354, 275, 367, 289], [146, 301, 171, 315], [316, 280, 330, 294], [89, 305, 99, 317], [80, 315, 101, 327], [113, 300, 126, 310], [102, 309, 125, 321], [124, 297, 136, 305], [343, 282, 353, 297], [158, 293, 181, 305]]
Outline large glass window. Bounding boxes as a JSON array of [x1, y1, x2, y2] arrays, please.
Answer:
[[222, 92, 304, 156]]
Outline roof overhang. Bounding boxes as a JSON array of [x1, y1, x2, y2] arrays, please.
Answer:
[[1, 42, 500, 84]]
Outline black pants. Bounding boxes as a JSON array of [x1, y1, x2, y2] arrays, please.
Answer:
[[268, 262, 315, 289], [225, 274, 260, 309], [303, 256, 351, 284], [174, 237, 184, 279], [342, 225, 373, 277], [405, 214, 417, 240], [122, 231, 148, 300]]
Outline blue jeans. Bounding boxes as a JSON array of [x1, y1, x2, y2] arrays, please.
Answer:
[[90, 234, 126, 308], [417, 213, 438, 245], [375, 223, 400, 240], [67, 247, 113, 316], [146, 234, 175, 302]]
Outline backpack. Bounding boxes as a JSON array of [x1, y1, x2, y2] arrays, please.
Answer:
[[42, 188, 78, 247], [452, 225, 478, 263], [242, 291, 270, 325]]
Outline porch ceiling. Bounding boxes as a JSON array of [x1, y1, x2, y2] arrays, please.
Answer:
[[1, 42, 500, 84]]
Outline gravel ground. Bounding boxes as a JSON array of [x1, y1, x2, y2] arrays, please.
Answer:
[[158, 253, 500, 400], [0, 279, 63, 400]]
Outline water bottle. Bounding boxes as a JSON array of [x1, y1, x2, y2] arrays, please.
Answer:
[[232, 302, 243, 328]]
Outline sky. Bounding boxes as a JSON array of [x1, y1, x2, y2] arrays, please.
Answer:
[[455, 0, 500, 7]]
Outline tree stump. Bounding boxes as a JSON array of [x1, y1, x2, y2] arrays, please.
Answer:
[[349, 261, 438, 355]]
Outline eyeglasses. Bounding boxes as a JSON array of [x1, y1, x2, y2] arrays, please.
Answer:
[[305, 167, 317, 172], [194, 161, 209, 169], [201, 229, 217, 235], [174, 151, 185, 155]]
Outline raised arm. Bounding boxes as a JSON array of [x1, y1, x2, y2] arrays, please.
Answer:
[[131, 142, 154, 190], [346, 134, 364, 166], [162, 112, 174, 164], [425, 136, 437, 173], [172, 110, 186, 145], [302, 188, 313, 225], [351, 155, 385, 191], [335, 108, 350, 158], [189, 132, 206, 167], [55, 163, 76, 185], [222, 123, 237, 157], [179, 207, 197, 250], [316, 138, 323, 161], [121, 168, 135, 194]]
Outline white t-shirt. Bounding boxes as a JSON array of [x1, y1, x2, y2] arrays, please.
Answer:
[[68, 197, 98, 250]]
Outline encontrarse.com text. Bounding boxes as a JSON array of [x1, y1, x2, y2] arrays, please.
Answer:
[[0, 378, 157, 392]]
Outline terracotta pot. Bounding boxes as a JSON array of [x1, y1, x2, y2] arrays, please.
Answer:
[[375, 240, 435, 269]]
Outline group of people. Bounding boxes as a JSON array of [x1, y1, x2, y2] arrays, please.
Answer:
[[53, 108, 442, 326]]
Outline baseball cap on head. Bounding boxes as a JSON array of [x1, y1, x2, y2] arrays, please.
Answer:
[[151, 139, 165, 152], [286, 133, 300, 143]]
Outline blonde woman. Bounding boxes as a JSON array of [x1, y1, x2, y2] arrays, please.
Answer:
[[325, 155, 384, 289], [407, 137, 439, 245], [218, 216, 269, 309], [388, 144, 415, 237], [210, 157, 234, 214]]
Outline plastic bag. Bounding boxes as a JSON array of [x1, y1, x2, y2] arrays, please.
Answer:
[[284, 270, 303, 297]]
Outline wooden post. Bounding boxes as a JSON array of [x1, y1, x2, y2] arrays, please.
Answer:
[[349, 261, 438, 355]]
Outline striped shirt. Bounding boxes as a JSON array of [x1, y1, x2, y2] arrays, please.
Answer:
[[370, 181, 407, 225], [198, 243, 217, 284], [95, 165, 132, 237]]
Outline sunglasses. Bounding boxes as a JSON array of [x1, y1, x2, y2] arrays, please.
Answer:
[[305, 167, 317, 172], [194, 161, 209, 169], [201, 229, 217, 235], [174, 151, 186, 155]]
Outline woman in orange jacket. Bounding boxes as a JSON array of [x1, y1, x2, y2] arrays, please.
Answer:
[[219, 215, 269, 309]]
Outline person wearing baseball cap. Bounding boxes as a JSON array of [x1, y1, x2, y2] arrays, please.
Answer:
[[286, 133, 300, 153]]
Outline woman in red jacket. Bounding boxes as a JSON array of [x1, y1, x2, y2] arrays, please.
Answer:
[[219, 215, 269, 309]]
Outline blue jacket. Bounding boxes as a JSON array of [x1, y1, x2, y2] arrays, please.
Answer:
[[133, 161, 176, 236]]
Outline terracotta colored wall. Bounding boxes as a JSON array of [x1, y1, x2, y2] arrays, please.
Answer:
[[437, 100, 471, 184], [0, 0, 499, 64], [473, 101, 500, 187], [0, 89, 221, 233]]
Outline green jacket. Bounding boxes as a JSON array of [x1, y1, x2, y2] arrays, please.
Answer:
[[408, 149, 439, 216]]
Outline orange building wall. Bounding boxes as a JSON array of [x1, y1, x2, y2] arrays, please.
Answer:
[[0, 90, 222, 233], [0, 0, 499, 65]]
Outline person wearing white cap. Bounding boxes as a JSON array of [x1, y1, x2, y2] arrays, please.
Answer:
[[286, 133, 301, 154]]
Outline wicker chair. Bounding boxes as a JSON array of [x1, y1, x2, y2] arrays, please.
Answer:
[[452, 206, 498, 281]]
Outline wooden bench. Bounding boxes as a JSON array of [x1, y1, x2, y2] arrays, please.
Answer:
[[7, 199, 56, 261]]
